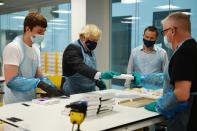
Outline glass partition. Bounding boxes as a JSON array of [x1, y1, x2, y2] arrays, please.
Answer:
[[0, 2, 71, 75], [111, 0, 197, 89]]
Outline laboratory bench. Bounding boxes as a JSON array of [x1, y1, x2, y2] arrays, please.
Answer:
[[0, 89, 164, 131]]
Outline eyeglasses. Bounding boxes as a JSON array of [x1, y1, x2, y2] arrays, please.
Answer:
[[161, 27, 172, 35]]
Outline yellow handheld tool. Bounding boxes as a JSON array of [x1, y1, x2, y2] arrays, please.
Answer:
[[70, 111, 85, 125], [0, 91, 4, 107], [66, 101, 87, 131], [0, 92, 3, 121]]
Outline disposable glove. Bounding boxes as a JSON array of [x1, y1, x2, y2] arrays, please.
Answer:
[[96, 80, 106, 90], [37, 81, 65, 97], [39, 77, 56, 88], [145, 92, 189, 119], [144, 101, 158, 112], [156, 92, 188, 119], [100, 71, 121, 80], [7, 76, 40, 92], [132, 72, 141, 85]]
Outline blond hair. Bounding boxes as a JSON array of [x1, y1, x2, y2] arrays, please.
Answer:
[[161, 12, 191, 33], [79, 24, 101, 41]]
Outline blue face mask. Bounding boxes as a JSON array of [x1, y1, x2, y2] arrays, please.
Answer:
[[164, 36, 173, 49], [31, 34, 44, 44], [143, 38, 156, 47], [85, 40, 97, 50]]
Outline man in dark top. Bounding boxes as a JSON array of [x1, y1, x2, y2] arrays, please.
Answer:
[[62, 24, 120, 96], [144, 12, 197, 131]]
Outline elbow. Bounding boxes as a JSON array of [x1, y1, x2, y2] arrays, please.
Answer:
[[175, 93, 190, 102], [174, 81, 191, 102]]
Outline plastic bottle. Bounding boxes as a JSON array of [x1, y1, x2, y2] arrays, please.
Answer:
[[140, 73, 165, 90]]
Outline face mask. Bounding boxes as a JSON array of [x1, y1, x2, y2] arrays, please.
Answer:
[[85, 40, 97, 50], [164, 36, 173, 49], [143, 39, 155, 47], [31, 34, 44, 44]]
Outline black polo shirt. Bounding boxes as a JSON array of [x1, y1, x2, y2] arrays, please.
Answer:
[[168, 38, 197, 130]]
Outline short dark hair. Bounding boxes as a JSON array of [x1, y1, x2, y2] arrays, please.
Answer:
[[144, 26, 158, 37], [23, 12, 47, 33]]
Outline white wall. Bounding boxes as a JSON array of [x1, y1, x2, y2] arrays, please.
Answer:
[[86, 0, 111, 88]]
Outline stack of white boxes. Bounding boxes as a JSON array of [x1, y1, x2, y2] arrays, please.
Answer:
[[81, 91, 115, 116], [96, 92, 115, 114], [82, 94, 100, 117]]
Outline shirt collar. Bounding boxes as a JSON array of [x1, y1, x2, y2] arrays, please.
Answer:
[[79, 39, 85, 48], [78, 39, 88, 51], [140, 44, 157, 53], [175, 38, 192, 51], [78, 39, 92, 56]]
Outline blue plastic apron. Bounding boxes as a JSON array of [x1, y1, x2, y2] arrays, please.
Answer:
[[63, 40, 97, 95], [4, 36, 38, 104]]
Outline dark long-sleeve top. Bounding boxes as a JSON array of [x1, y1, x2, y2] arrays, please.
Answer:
[[62, 40, 98, 80]]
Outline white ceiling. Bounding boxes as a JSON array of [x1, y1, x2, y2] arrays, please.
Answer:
[[0, 0, 70, 15]]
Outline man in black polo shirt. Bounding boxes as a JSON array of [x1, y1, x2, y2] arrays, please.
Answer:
[[145, 12, 197, 131]]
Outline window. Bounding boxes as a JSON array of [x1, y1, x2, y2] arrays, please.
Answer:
[[0, 2, 71, 75], [111, 0, 197, 89]]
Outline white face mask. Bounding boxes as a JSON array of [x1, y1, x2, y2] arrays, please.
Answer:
[[31, 34, 44, 44], [164, 36, 173, 49]]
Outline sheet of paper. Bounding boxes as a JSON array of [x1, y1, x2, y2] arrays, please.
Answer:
[[113, 74, 134, 80]]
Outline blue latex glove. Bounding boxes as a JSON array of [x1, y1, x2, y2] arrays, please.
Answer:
[[144, 101, 158, 112], [144, 91, 189, 119], [156, 92, 188, 119], [156, 102, 188, 119], [140, 73, 165, 90], [132, 72, 141, 85], [100, 71, 121, 80], [7, 76, 40, 92], [96, 80, 106, 90]]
